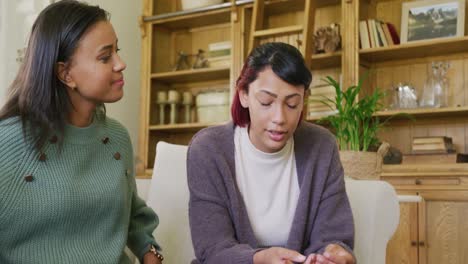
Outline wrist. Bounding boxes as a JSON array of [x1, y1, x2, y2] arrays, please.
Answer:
[[148, 244, 164, 262]]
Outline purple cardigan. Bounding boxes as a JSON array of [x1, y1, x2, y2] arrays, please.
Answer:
[[187, 121, 354, 264]]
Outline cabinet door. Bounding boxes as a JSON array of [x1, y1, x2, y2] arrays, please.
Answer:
[[387, 202, 419, 264], [418, 191, 468, 264]]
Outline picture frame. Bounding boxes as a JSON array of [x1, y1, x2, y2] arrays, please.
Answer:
[[401, 0, 465, 43]]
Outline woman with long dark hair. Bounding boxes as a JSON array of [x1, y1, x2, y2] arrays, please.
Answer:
[[187, 42, 355, 264], [0, 1, 162, 263]]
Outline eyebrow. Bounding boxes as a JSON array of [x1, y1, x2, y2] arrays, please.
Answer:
[[258, 89, 301, 99], [98, 39, 119, 52]]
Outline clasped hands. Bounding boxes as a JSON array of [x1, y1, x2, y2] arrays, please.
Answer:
[[253, 244, 355, 264]]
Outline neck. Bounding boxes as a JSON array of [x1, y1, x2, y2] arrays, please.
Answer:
[[68, 104, 96, 127]]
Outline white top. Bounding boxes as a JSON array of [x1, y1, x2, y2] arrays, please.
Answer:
[[234, 126, 300, 247]]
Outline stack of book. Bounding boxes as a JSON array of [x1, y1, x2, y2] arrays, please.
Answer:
[[359, 19, 400, 49], [259, 33, 303, 50], [411, 136, 455, 154], [307, 84, 338, 119], [207, 41, 231, 68]]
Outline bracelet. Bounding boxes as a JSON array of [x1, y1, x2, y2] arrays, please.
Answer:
[[149, 244, 164, 262]]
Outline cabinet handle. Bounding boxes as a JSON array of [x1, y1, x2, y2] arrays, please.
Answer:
[[415, 179, 422, 185], [411, 241, 417, 246], [419, 241, 425, 247]]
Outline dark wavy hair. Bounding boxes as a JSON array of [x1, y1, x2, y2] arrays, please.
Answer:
[[231, 42, 312, 126], [0, 0, 109, 151]]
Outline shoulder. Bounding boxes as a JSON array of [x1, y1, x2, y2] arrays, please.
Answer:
[[294, 121, 337, 148], [100, 116, 133, 154], [101, 116, 131, 142], [189, 121, 234, 152], [0, 117, 29, 153]]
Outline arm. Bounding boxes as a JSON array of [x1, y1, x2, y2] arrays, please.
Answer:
[[123, 133, 160, 262], [304, 144, 355, 258], [127, 178, 161, 262], [187, 139, 256, 264]]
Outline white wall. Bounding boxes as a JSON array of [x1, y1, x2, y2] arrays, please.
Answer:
[[0, 0, 50, 106], [0, 0, 143, 151], [87, 0, 142, 150]]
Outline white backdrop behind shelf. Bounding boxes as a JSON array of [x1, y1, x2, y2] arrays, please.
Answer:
[[0, 0, 143, 156]]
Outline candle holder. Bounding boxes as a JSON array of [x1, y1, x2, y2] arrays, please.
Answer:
[[167, 90, 181, 124], [182, 91, 193, 123], [156, 91, 168, 125]]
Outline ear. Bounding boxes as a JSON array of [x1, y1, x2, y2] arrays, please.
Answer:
[[56, 62, 76, 89], [238, 89, 249, 108]]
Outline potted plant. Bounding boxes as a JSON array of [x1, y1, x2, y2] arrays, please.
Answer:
[[313, 76, 395, 179]]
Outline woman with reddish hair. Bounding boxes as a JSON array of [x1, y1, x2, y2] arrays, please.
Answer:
[[187, 42, 355, 264]]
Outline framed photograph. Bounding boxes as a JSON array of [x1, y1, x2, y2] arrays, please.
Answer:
[[401, 0, 465, 43]]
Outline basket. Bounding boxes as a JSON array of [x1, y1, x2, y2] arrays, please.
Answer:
[[339, 142, 390, 180]]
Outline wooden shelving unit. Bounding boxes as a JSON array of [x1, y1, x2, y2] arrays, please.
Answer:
[[139, 0, 344, 174]]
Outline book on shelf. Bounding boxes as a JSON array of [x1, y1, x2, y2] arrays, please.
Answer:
[[359, 20, 371, 49], [207, 55, 231, 68], [359, 20, 400, 49], [382, 22, 394, 45], [386, 22, 400, 45], [376, 20, 388, 47], [403, 153, 458, 164], [413, 136, 452, 145], [411, 136, 455, 154], [208, 41, 231, 59], [307, 84, 337, 118]]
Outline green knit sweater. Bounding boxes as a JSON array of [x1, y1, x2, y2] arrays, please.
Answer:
[[0, 116, 159, 264]]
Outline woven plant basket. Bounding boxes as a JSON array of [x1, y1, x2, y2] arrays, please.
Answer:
[[339, 142, 390, 180]]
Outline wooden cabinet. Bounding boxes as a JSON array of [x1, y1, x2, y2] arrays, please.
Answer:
[[382, 165, 468, 264]]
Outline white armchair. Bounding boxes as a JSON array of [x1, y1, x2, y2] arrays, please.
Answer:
[[146, 142, 400, 264]]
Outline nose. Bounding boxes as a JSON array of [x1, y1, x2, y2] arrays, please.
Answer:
[[113, 53, 127, 72], [272, 104, 286, 125]]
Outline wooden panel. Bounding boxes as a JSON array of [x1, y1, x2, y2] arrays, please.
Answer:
[[386, 202, 419, 264], [420, 192, 468, 264], [360, 37, 468, 63], [152, 0, 176, 15], [152, 27, 172, 73], [385, 177, 461, 186], [341, 0, 359, 89]]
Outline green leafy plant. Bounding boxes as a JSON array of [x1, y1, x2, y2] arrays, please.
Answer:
[[314, 76, 390, 151]]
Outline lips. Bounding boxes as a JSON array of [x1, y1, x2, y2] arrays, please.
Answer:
[[113, 77, 125, 86], [267, 129, 287, 142]]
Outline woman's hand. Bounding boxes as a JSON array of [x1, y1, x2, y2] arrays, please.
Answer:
[[253, 247, 306, 264], [143, 251, 162, 264], [303, 244, 355, 264]]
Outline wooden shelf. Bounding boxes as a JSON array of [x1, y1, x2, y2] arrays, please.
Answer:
[[306, 106, 468, 122], [263, 0, 341, 15], [382, 164, 468, 177], [360, 36, 468, 63], [148, 6, 231, 29], [151, 67, 230, 83], [149, 122, 225, 132], [253, 25, 303, 37], [146, 0, 341, 28], [375, 106, 468, 119], [311, 51, 341, 69]]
